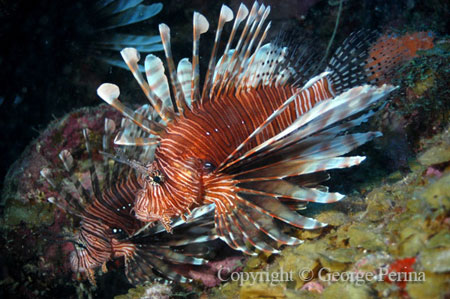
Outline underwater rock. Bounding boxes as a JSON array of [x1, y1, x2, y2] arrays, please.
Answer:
[[322, 282, 371, 299], [0, 105, 123, 298], [365, 190, 394, 222], [420, 248, 450, 273], [418, 143, 450, 166], [114, 282, 172, 299], [347, 223, 387, 251], [406, 272, 449, 299], [240, 283, 286, 299], [315, 211, 349, 227], [422, 173, 450, 209], [427, 230, 450, 249]]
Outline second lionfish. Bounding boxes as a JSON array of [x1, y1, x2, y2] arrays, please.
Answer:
[[41, 117, 218, 284], [97, 2, 431, 255]]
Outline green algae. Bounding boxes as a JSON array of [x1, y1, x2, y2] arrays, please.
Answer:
[[406, 272, 449, 299], [1, 199, 54, 228], [418, 144, 450, 166], [347, 223, 387, 252], [114, 283, 172, 299], [420, 248, 450, 273], [422, 173, 450, 209], [322, 283, 371, 299]]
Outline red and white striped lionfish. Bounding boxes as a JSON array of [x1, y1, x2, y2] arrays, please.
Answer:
[[41, 117, 218, 285], [96, 1, 434, 255]]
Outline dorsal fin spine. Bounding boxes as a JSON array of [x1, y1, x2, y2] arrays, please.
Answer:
[[232, 5, 271, 91], [191, 13, 210, 103], [217, 2, 260, 95], [97, 83, 164, 136], [120, 48, 173, 123], [240, 21, 271, 88], [159, 24, 189, 113], [211, 3, 249, 97], [201, 5, 234, 103]]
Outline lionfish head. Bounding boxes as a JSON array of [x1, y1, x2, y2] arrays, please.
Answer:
[[68, 218, 114, 280], [133, 154, 212, 229]]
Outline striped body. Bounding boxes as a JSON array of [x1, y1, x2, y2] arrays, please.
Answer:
[[135, 80, 334, 224], [97, 2, 431, 255], [71, 175, 142, 277]]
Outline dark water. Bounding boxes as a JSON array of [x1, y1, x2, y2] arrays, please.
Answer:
[[0, 0, 448, 298]]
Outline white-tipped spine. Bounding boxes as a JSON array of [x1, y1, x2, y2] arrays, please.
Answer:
[[201, 4, 234, 102], [120, 48, 170, 122], [97, 83, 120, 105], [212, 3, 249, 95], [191, 12, 209, 102], [159, 23, 188, 112]]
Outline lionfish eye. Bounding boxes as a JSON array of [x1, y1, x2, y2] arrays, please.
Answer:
[[147, 170, 164, 185], [74, 241, 86, 250], [112, 228, 122, 234], [203, 161, 215, 171], [111, 227, 127, 240], [153, 175, 162, 184]]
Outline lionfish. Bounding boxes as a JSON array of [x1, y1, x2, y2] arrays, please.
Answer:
[[41, 116, 218, 284], [96, 2, 433, 255]]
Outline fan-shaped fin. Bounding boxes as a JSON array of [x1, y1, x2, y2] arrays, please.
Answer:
[[238, 206, 302, 245], [82, 129, 102, 201], [146, 246, 207, 265], [229, 210, 280, 253], [97, 3, 163, 31], [95, 34, 161, 48], [236, 192, 327, 229], [114, 131, 160, 146], [57, 150, 92, 206], [98, 0, 143, 17], [125, 249, 191, 284], [274, 131, 382, 162], [230, 84, 395, 168]]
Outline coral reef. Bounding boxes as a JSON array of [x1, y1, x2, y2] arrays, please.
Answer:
[[0, 105, 125, 298]]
